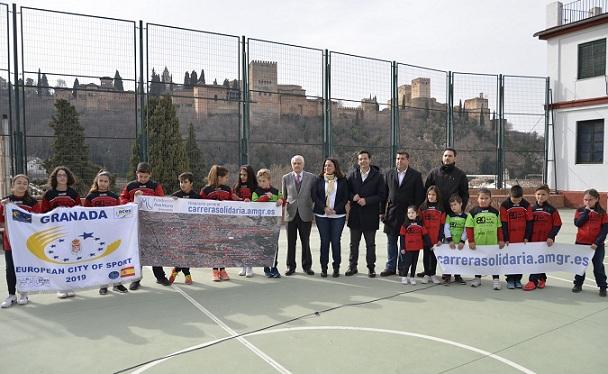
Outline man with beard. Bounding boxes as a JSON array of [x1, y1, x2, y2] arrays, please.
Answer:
[[425, 148, 469, 214], [345, 150, 386, 278]]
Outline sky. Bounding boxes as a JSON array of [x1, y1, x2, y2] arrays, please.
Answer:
[[14, 0, 555, 76]]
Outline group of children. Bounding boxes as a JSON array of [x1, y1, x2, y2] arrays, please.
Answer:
[[1, 163, 607, 309], [398, 184, 607, 297]]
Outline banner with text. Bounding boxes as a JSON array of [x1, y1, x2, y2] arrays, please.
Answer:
[[434, 242, 595, 276], [6, 203, 140, 293], [136, 196, 281, 268]]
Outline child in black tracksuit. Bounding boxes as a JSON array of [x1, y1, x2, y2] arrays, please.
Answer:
[[169, 172, 201, 285]]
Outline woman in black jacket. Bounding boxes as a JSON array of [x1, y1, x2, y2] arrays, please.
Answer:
[[312, 158, 349, 278]]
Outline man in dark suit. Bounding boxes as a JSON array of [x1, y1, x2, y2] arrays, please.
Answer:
[[346, 150, 386, 278], [380, 150, 425, 276], [282, 155, 316, 276]]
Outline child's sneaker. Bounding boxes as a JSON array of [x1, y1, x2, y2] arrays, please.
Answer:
[[470, 278, 482, 287], [431, 275, 441, 284], [493, 279, 501, 290], [245, 266, 254, 278], [168, 268, 178, 284], [238, 267, 247, 276], [522, 281, 537, 291], [401, 276, 409, 284], [99, 287, 108, 295], [17, 293, 28, 305], [421, 275, 430, 284], [57, 291, 69, 299], [212, 269, 221, 282], [270, 267, 281, 278], [506, 281, 515, 289], [514, 280, 523, 289], [185, 275, 193, 285], [113, 285, 128, 293], [219, 269, 230, 281], [264, 267, 272, 277], [538, 279, 546, 289], [454, 275, 466, 285], [1, 295, 16, 308], [409, 277, 416, 285]]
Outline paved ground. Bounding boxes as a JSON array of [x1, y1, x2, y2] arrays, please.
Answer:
[[1, 208, 607, 373]]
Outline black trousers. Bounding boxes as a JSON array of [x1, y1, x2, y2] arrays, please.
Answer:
[[506, 274, 523, 282], [398, 251, 420, 277], [174, 267, 191, 276], [348, 228, 377, 270], [574, 244, 607, 288], [152, 266, 166, 280], [4, 250, 16, 295], [423, 248, 437, 276], [286, 212, 313, 271]]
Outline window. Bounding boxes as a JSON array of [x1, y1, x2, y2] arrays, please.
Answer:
[[578, 38, 606, 79], [576, 119, 604, 164]]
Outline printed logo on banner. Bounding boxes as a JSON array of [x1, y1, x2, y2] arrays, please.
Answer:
[[12, 209, 32, 223], [26, 226, 122, 265], [120, 266, 135, 278], [18, 276, 50, 287], [108, 271, 120, 280], [113, 206, 134, 219], [138, 197, 154, 211]]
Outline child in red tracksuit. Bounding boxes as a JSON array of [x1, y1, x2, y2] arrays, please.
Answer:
[[500, 185, 532, 289], [200, 165, 239, 281], [399, 206, 432, 285], [119, 162, 170, 290], [419, 185, 445, 284], [523, 184, 561, 291], [41, 166, 82, 299], [572, 188, 608, 297], [0, 174, 40, 308], [84, 170, 128, 295]]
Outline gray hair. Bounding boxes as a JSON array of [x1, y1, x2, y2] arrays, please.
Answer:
[[291, 155, 305, 165]]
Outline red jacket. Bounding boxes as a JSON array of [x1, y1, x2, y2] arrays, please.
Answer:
[[529, 202, 561, 242], [200, 185, 235, 201], [400, 221, 432, 252], [420, 204, 445, 243], [0, 194, 41, 251], [574, 207, 608, 246], [500, 198, 532, 243]]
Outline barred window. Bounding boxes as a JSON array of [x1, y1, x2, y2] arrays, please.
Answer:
[[576, 119, 604, 164], [577, 38, 606, 79]]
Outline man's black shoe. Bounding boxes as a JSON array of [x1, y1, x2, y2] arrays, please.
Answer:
[[600, 288, 607, 297], [285, 269, 295, 276], [368, 270, 376, 278], [572, 284, 582, 293], [129, 281, 141, 290], [345, 268, 358, 276], [332, 269, 340, 278], [157, 277, 171, 286], [321, 271, 328, 278], [380, 269, 396, 277], [305, 269, 315, 276]]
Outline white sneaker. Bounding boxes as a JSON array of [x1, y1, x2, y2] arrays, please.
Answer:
[[431, 275, 441, 284], [470, 278, 482, 288], [401, 276, 409, 284], [245, 266, 254, 278], [421, 275, 430, 284], [493, 279, 501, 290], [409, 277, 416, 285], [238, 267, 246, 276], [66, 291, 75, 298], [1, 295, 16, 308], [57, 291, 69, 299], [17, 293, 28, 305]]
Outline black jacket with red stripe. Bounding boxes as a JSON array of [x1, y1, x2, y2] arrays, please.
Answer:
[[119, 180, 164, 204], [200, 185, 234, 201], [84, 191, 120, 207], [529, 202, 561, 242], [41, 187, 81, 212]]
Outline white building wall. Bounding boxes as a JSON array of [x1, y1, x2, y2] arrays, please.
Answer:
[[545, 18, 608, 192]]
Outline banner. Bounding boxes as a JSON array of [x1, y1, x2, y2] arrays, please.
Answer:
[[5, 203, 141, 293], [136, 196, 281, 268], [434, 242, 595, 276]]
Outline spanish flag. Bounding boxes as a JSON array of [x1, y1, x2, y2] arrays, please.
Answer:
[[120, 266, 135, 278]]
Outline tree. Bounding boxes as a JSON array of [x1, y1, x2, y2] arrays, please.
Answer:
[[147, 95, 187, 193], [72, 78, 80, 98], [25, 78, 34, 86], [184, 123, 205, 183], [223, 78, 230, 87], [149, 68, 162, 96], [199, 69, 205, 84], [190, 70, 197, 86], [127, 134, 142, 181], [213, 78, 217, 85], [183, 71, 191, 88], [113, 70, 124, 91], [37, 69, 50, 96], [56, 79, 67, 88], [43, 99, 98, 193]]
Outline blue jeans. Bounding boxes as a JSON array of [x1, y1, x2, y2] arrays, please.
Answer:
[[316, 216, 346, 271], [385, 234, 399, 271]]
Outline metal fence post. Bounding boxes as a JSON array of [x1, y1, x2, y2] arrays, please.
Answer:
[[323, 49, 331, 158], [447, 71, 453, 148], [543, 76, 550, 185], [240, 35, 249, 165], [497, 74, 504, 189], [138, 20, 146, 162], [391, 61, 398, 161], [12, 3, 23, 174]]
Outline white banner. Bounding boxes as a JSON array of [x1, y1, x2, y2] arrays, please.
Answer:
[[135, 196, 281, 268], [434, 242, 595, 276], [5, 203, 141, 292]]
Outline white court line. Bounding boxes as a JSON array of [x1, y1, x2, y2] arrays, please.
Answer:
[[548, 275, 597, 289], [134, 326, 536, 374], [154, 286, 291, 374]]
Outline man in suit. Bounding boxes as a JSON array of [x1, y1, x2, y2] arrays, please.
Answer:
[[282, 155, 316, 276], [381, 150, 425, 276], [346, 150, 386, 278]]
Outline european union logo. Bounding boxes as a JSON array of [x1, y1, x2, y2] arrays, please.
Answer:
[[12, 209, 32, 223]]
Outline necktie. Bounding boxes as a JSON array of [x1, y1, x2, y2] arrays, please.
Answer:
[[296, 174, 301, 191]]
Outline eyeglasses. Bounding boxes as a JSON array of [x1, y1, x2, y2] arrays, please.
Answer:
[[240, 173, 247, 176]]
